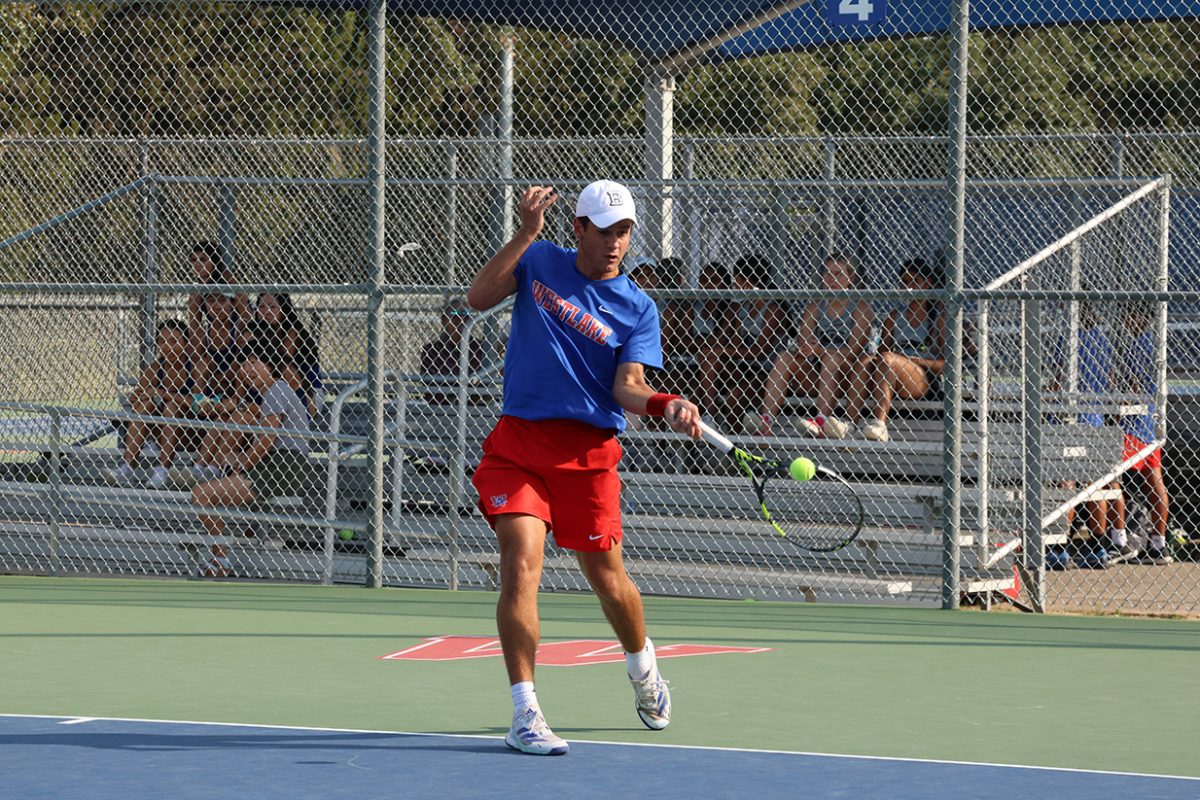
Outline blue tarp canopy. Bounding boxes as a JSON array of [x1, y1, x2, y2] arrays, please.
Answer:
[[319, 1, 1200, 64]]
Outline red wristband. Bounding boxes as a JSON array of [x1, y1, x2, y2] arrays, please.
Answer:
[[646, 393, 682, 417]]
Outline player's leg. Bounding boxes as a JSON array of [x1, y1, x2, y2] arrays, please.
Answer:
[[575, 543, 645, 653], [495, 514, 568, 755], [576, 545, 671, 730], [550, 431, 670, 732], [494, 513, 548, 685], [472, 418, 567, 755]]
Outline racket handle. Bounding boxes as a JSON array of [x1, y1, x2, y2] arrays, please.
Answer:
[[698, 420, 735, 453]]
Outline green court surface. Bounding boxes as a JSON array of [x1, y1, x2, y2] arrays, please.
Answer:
[[1, 576, 1197, 777]]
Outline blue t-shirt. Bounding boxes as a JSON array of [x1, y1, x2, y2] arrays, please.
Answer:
[[1121, 330, 1158, 443], [1076, 326, 1112, 428], [502, 241, 662, 432]]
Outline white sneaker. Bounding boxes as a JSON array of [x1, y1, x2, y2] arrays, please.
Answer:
[[148, 465, 170, 488], [861, 419, 890, 442], [103, 463, 136, 486], [505, 707, 569, 755], [630, 670, 672, 730], [823, 416, 851, 440], [798, 418, 824, 438]]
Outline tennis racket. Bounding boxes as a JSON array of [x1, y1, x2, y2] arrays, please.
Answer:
[[698, 420, 864, 553]]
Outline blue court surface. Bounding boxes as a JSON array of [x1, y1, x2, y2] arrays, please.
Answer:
[[4, 714, 1199, 800]]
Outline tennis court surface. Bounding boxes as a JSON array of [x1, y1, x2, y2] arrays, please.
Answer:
[[2, 577, 1198, 799]]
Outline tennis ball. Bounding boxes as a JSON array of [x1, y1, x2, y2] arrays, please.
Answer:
[[338, 529, 356, 542], [788, 457, 816, 482]]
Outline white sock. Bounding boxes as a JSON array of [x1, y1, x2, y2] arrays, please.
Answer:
[[511, 681, 538, 715], [1150, 534, 1167, 551], [626, 637, 656, 680], [1110, 528, 1128, 548]]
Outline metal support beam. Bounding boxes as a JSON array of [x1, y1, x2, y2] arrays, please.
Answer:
[[364, 0, 388, 589], [139, 143, 159, 368], [644, 65, 676, 260], [218, 184, 238, 276], [941, 0, 971, 610], [486, 32, 516, 256], [1021, 291, 1046, 612]]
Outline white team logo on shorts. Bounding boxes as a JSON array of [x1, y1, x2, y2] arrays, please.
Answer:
[[490, 494, 508, 509]]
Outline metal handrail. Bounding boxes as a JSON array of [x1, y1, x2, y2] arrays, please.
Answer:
[[985, 177, 1167, 292]]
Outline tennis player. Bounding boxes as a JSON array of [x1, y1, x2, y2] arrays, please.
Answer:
[[467, 180, 702, 756]]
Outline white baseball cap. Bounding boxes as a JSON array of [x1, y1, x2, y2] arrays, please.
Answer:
[[575, 180, 637, 229]]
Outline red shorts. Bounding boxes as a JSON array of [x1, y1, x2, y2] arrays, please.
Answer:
[[471, 416, 623, 552], [1122, 433, 1162, 472]]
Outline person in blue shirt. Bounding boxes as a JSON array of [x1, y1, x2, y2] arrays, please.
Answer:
[[1117, 301, 1173, 565], [467, 180, 702, 756]]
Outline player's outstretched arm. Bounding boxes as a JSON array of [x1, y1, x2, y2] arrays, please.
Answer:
[[613, 362, 702, 439], [466, 186, 557, 311]]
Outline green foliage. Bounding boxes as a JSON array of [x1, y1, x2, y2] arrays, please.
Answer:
[[0, 5, 1197, 140]]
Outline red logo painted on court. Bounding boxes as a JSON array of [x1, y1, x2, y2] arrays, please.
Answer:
[[381, 636, 771, 667]]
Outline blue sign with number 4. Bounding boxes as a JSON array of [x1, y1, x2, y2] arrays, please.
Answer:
[[826, 0, 886, 26]]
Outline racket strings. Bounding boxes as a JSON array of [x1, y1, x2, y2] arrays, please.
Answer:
[[760, 474, 862, 552]]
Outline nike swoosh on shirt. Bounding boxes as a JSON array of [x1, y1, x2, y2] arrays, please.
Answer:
[[598, 305, 613, 314]]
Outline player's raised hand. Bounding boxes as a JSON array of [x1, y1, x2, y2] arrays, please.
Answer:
[[517, 186, 557, 238]]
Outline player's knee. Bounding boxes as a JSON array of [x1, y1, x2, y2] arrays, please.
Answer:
[[586, 563, 631, 599], [499, 551, 542, 589]]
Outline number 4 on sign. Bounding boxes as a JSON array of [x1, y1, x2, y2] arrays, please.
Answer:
[[841, 0, 872, 21], [828, 0, 885, 25]]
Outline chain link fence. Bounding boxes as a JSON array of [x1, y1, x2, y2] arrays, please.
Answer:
[[1, 1, 1199, 614]]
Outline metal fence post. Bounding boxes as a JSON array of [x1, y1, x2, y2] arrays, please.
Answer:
[[139, 142, 158, 368], [48, 408, 62, 576], [823, 137, 837, 255], [976, 300, 991, 562], [446, 143, 458, 285], [218, 184, 238, 275], [1156, 178, 1171, 441], [1021, 288, 1046, 612], [941, 0, 971, 610], [364, 0, 388, 589]]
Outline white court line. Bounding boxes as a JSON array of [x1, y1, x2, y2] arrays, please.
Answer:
[[58, 718, 96, 725], [3, 712, 1199, 784]]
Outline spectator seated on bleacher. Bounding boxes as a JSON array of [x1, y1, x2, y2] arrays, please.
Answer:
[[1117, 301, 1175, 566], [631, 256, 691, 399], [748, 253, 874, 439], [186, 242, 254, 402], [255, 292, 324, 419], [842, 257, 946, 443], [104, 319, 196, 489], [419, 296, 488, 405], [191, 330, 319, 577], [696, 254, 788, 432], [1046, 295, 1124, 570]]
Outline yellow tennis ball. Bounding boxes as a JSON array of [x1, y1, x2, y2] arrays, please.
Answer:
[[789, 457, 816, 482]]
